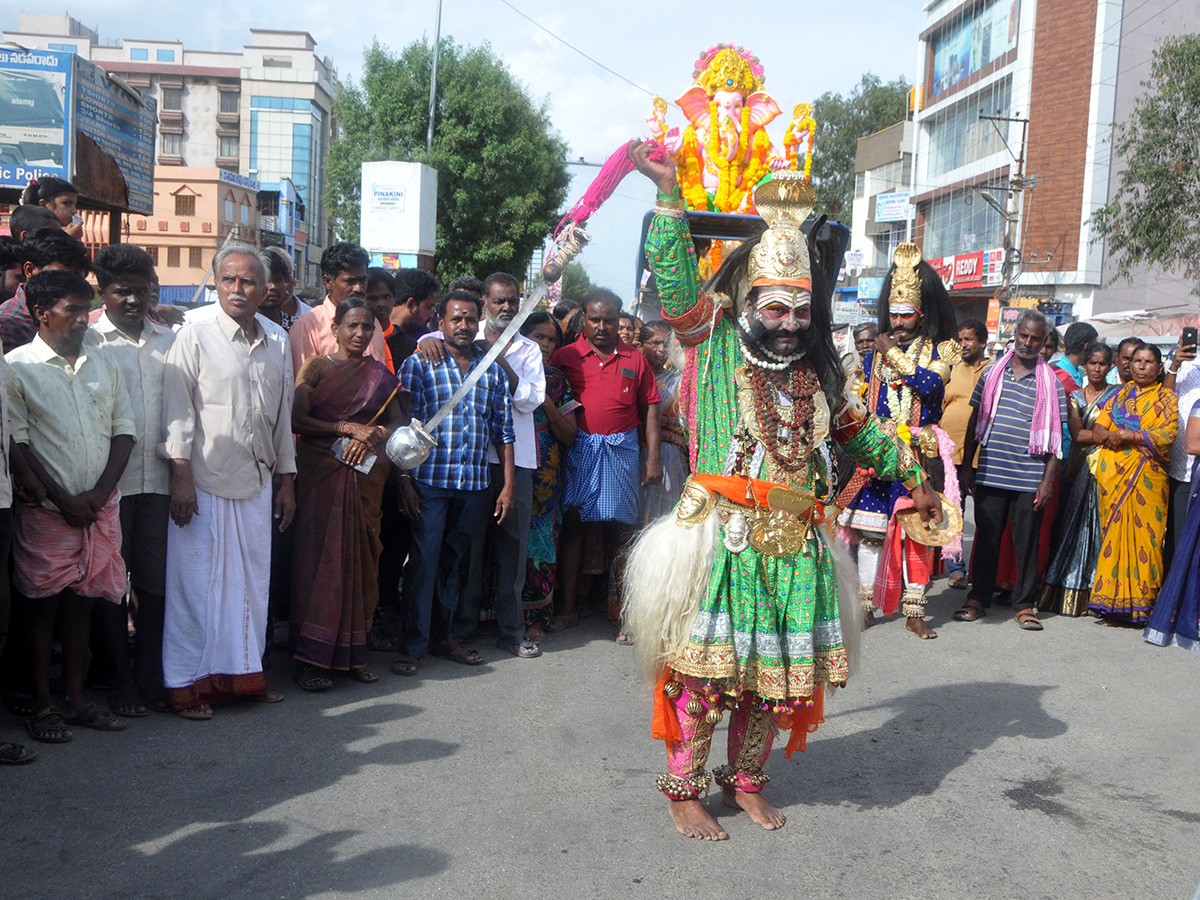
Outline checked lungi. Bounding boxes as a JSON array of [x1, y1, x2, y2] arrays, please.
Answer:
[[563, 427, 640, 525]]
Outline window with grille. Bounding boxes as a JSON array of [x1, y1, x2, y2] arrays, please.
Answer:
[[167, 246, 180, 268], [219, 92, 239, 114], [189, 247, 203, 268], [219, 135, 239, 158], [174, 194, 195, 217], [161, 132, 181, 156], [161, 88, 182, 111], [146, 246, 159, 265]]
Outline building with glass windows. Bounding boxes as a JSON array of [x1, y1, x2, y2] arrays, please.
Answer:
[[911, 0, 1195, 332], [2, 13, 335, 289]]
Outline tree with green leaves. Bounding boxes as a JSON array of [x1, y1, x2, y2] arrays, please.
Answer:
[[326, 39, 570, 283], [810, 74, 911, 225], [558, 262, 595, 303], [1090, 35, 1200, 296]]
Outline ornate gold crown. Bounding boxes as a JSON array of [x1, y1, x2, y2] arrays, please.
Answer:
[[695, 48, 762, 97], [888, 243, 924, 312], [747, 172, 815, 289]]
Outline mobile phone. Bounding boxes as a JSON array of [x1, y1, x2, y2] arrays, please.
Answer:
[[1183, 326, 1197, 349]]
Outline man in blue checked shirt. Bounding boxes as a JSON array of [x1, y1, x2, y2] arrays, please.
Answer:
[[393, 291, 518, 676]]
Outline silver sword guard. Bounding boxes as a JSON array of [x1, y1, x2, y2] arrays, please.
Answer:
[[385, 418, 437, 469]]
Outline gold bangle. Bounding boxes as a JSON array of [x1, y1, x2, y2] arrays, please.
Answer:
[[885, 347, 917, 377], [902, 468, 926, 490]]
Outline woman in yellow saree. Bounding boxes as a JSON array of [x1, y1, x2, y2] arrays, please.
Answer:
[[1090, 343, 1178, 625]]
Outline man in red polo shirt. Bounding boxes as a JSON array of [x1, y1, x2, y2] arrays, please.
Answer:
[[549, 289, 662, 633]]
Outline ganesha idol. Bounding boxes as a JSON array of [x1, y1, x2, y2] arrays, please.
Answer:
[[646, 45, 816, 220]]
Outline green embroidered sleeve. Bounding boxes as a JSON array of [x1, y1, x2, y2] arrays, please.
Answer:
[[840, 415, 922, 484], [644, 192, 702, 319]]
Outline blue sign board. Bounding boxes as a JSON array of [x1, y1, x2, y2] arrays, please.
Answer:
[[0, 48, 73, 188], [858, 276, 885, 301]]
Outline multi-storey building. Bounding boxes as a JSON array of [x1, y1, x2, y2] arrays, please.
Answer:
[[847, 120, 916, 321], [910, 0, 1196, 333], [2, 13, 335, 289]]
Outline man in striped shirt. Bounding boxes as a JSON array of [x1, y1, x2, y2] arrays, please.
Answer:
[[960, 310, 1067, 630]]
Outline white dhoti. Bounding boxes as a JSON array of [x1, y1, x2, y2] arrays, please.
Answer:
[[163, 484, 271, 708]]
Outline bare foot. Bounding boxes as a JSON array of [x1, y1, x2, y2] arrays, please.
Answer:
[[668, 799, 728, 840], [906, 617, 937, 639], [722, 787, 786, 830]]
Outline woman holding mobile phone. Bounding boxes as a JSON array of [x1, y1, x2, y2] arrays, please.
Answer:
[[289, 297, 411, 690]]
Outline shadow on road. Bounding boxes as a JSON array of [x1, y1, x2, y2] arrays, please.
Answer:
[[772, 681, 1067, 810], [1, 696, 457, 899]]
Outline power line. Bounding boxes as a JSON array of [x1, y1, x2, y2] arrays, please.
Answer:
[[498, 0, 655, 98]]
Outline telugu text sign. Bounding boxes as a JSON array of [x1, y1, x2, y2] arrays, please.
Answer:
[[0, 48, 72, 190]]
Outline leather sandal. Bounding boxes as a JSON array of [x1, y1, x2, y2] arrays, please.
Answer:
[[953, 599, 986, 621]]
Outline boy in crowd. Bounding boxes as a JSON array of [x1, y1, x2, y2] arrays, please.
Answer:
[[85, 244, 175, 712]]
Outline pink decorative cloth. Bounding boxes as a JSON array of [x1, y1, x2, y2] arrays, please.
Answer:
[[974, 351, 1062, 458]]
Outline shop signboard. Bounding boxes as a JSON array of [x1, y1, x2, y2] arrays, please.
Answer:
[[360, 161, 438, 257], [875, 191, 912, 223], [952, 251, 984, 290], [857, 276, 885, 301], [0, 48, 156, 213], [0, 48, 71, 188]]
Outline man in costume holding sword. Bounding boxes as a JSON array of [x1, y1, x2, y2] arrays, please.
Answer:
[[622, 142, 947, 840]]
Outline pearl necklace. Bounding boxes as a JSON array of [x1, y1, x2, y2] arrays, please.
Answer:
[[740, 336, 805, 371], [736, 316, 807, 369]]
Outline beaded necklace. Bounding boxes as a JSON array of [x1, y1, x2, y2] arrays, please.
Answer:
[[743, 361, 818, 472]]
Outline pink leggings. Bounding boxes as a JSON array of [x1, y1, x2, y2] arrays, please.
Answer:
[[658, 674, 775, 800]]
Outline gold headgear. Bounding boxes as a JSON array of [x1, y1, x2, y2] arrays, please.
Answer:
[[747, 172, 815, 292], [695, 48, 761, 97], [888, 243, 924, 313]]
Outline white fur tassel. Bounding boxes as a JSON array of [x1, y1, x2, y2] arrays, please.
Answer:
[[818, 526, 863, 696], [621, 513, 717, 686]]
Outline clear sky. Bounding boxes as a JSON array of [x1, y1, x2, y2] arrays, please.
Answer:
[[8, 1, 928, 298]]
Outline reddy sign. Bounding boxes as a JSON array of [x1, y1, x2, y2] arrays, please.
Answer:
[[925, 248, 1002, 291]]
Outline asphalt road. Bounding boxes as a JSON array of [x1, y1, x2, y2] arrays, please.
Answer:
[[3, 577, 1199, 900]]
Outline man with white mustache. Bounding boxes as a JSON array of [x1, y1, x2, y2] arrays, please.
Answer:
[[160, 243, 296, 720]]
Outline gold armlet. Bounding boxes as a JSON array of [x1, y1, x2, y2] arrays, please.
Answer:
[[885, 347, 917, 376], [902, 468, 927, 491]]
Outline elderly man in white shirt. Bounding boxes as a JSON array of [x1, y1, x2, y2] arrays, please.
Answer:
[[417, 272, 547, 659], [160, 242, 296, 720], [86, 243, 176, 714]]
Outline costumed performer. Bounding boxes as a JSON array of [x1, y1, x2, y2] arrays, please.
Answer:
[[837, 244, 961, 638], [622, 143, 944, 841]]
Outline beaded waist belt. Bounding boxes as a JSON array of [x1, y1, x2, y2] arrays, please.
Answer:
[[675, 474, 828, 557]]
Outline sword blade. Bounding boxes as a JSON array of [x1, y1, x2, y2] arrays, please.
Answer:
[[423, 278, 549, 435]]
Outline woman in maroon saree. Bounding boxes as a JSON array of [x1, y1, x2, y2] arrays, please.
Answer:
[[290, 299, 410, 689]]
